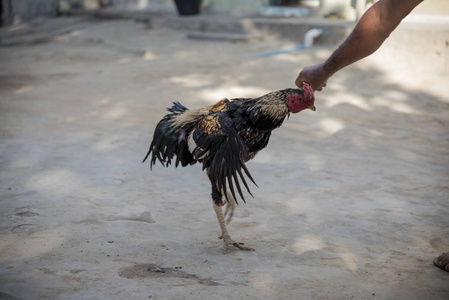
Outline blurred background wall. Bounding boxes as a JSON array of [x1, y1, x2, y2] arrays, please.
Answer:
[[1, 0, 58, 25], [1, 0, 448, 26]]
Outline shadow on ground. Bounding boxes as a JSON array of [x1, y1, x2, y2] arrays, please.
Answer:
[[0, 16, 448, 299]]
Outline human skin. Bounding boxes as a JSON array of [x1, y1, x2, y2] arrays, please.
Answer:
[[295, 0, 424, 91]]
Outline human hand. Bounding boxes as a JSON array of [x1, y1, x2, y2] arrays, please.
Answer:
[[295, 63, 329, 91]]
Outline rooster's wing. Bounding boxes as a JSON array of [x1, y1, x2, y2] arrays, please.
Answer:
[[190, 113, 257, 203]]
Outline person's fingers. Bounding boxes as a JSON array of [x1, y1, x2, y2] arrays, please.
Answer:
[[295, 77, 304, 88]]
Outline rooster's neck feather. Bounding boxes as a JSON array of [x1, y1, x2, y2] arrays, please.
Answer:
[[246, 92, 289, 130]]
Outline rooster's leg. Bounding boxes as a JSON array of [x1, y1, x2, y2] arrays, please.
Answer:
[[213, 201, 254, 253], [223, 192, 237, 224]]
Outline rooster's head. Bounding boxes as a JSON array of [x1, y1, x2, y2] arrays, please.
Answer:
[[285, 83, 315, 113]]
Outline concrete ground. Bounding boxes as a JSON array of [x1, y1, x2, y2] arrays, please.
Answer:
[[0, 15, 448, 299]]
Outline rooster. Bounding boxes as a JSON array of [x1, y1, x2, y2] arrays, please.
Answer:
[[143, 84, 315, 252]]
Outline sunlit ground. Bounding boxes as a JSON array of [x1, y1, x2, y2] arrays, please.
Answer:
[[0, 16, 448, 299]]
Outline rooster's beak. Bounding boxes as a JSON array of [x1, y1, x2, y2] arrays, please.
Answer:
[[308, 105, 316, 111]]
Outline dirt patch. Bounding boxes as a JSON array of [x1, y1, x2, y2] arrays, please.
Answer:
[[118, 264, 221, 286]]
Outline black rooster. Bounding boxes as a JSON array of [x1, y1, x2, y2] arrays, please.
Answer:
[[144, 84, 315, 252]]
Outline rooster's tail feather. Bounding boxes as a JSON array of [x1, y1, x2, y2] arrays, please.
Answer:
[[143, 102, 196, 168]]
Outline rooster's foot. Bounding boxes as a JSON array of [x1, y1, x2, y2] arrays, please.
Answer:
[[213, 201, 254, 254], [218, 234, 255, 253]]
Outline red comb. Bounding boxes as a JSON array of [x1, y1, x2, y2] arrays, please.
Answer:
[[302, 83, 315, 101]]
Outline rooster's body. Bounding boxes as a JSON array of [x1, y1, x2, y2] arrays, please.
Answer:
[[144, 84, 315, 252]]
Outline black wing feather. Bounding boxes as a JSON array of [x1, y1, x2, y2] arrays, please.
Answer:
[[194, 113, 257, 204], [144, 102, 258, 204]]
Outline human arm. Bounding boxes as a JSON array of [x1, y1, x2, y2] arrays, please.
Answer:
[[295, 0, 424, 91]]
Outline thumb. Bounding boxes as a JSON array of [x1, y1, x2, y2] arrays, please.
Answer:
[[295, 77, 305, 89]]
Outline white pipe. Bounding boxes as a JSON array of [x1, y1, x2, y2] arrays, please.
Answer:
[[304, 28, 323, 48]]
